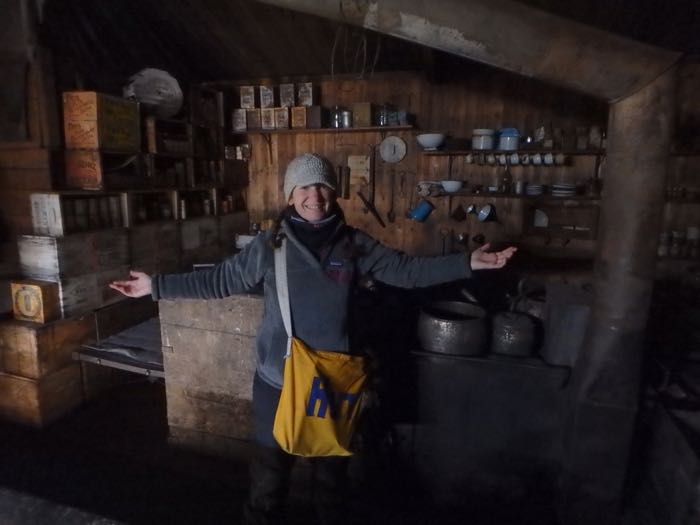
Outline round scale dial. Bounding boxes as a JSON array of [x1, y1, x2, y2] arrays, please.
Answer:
[[378, 136, 407, 163]]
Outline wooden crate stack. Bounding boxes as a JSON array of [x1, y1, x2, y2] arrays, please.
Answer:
[[0, 314, 94, 427], [159, 295, 262, 454]]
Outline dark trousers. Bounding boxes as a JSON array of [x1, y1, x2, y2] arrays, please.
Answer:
[[243, 374, 349, 525]]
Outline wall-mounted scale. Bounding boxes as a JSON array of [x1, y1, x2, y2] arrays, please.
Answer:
[[378, 136, 406, 223], [358, 135, 407, 228]]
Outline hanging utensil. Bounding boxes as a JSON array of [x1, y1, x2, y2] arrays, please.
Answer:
[[387, 166, 397, 223], [357, 191, 386, 228]]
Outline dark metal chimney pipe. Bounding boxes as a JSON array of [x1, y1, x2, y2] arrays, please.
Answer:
[[559, 67, 676, 524]]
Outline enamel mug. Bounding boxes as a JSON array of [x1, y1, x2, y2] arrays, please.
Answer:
[[408, 199, 435, 222]]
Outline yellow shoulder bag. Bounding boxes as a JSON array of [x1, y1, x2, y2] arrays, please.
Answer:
[[272, 239, 367, 457]]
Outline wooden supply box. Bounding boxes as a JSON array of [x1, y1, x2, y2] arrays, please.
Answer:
[[18, 230, 129, 280], [65, 150, 146, 190], [11, 280, 60, 323], [144, 117, 193, 156], [291, 106, 323, 129], [160, 295, 262, 449], [0, 316, 95, 379], [63, 91, 141, 152], [31, 192, 123, 236], [0, 364, 84, 427]]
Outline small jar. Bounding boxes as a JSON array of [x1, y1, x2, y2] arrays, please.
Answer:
[[377, 104, 390, 126], [498, 128, 521, 151], [341, 110, 352, 128], [330, 106, 342, 128], [472, 129, 495, 150]]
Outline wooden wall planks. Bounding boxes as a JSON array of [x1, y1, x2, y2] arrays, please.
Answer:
[[243, 69, 609, 257]]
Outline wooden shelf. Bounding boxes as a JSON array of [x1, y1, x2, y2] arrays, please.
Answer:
[[235, 125, 412, 135], [422, 148, 605, 156], [431, 191, 600, 202]]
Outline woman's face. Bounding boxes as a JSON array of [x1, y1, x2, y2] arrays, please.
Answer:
[[289, 184, 336, 222]]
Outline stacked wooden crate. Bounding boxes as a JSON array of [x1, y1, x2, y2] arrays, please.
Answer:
[[0, 315, 93, 426], [159, 295, 262, 454], [17, 230, 129, 318]]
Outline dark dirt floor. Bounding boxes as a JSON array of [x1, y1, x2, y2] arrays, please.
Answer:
[[0, 377, 562, 525]]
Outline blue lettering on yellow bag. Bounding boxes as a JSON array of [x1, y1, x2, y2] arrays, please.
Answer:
[[272, 239, 367, 457], [273, 337, 367, 456]]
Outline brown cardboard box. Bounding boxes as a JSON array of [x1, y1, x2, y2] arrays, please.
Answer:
[[273, 107, 289, 129], [261, 108, 276, 130], [11, 280, 60, 324], [291, 106, 323, 129], [246, 109, 262, 130], [352, 102, 374, 128], [63, 91, 140, 152]]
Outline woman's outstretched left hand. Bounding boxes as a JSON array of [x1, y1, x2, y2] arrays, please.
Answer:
[[470, 243, 517, 270]]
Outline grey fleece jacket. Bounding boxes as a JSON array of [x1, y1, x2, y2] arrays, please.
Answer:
[[152, 219, 471, 389]]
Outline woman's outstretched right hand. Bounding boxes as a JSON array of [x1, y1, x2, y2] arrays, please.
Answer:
[[109, 270, 153, 298]]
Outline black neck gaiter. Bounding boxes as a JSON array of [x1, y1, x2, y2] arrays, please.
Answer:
[[286, 205, 342, 259]]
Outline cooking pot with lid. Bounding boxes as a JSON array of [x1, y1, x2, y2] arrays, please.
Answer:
[[417, 301, 488, 356]]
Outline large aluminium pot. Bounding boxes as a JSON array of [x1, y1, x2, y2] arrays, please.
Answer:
[[417, 301, 488, 356]]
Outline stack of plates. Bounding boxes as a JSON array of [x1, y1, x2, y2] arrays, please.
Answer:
[[551, 183, 577, 197], [526, 184, 544, 196]]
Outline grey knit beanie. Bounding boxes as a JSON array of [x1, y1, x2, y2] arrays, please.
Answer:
[[283, 153, 337, 201]]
